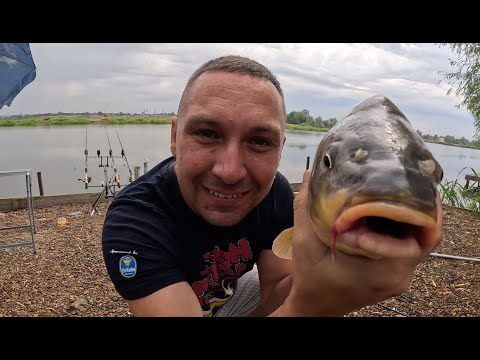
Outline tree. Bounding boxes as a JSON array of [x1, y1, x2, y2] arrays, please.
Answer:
[[323, 118, 337, 129], [314, 116, 325, 127], [436, 43, 480, 139], [287, 110, 314, 125], [444, 135, 456, 144]]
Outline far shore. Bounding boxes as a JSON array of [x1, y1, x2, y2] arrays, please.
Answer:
[[1, 115, 479, 150]]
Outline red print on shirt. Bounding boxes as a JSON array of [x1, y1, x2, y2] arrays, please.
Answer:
[[192, 238, 253, 308]]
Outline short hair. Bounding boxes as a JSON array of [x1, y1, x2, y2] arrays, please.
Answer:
[[178, 55, 285, 115]]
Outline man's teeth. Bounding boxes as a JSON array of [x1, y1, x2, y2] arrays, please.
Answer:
[[209, 189, 242, 199]]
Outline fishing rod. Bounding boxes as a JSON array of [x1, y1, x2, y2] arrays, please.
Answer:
[[78, 127, 116, 189], [115, 128, 133, 183], [79, 128, 93, 189], [105, 127, 121, 188], [83, 128, 91, 189], [78, 121, 135, 215]]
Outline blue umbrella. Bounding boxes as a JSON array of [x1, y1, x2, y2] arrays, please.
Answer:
[[0, 43, 37, 110]]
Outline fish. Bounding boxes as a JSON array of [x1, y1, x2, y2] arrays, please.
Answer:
[[272, 94, 443, 260]]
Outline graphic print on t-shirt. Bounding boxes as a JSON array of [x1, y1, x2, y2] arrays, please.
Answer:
[[191, 238, 253, 316]]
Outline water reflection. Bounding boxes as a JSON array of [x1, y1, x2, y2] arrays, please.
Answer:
[[286, 143, 308, 151]]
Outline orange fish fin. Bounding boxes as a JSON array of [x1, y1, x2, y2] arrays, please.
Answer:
[[272, 227, 294, 260]]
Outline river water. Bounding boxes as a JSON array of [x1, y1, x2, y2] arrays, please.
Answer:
[[1, 124, 479, 198]]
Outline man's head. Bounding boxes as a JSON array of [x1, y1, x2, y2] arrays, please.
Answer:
[[171, 55, 287, 226]]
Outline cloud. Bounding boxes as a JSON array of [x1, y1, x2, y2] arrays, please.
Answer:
[[1, 43, 476, 139]]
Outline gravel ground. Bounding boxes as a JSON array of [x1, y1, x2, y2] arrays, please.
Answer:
[[0, 200, 478, 317]]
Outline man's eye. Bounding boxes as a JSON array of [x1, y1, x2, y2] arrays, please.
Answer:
[[194, 129, 217, 138], [249, 137, 271, 147]]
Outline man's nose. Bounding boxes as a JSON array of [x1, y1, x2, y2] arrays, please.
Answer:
[[212, 143, 247, 184]]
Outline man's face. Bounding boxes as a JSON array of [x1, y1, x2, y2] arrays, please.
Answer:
[[171, 71, 286, 226]]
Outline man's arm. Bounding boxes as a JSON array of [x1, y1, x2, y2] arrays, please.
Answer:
[[126, 281, 203, 317], [248, 249, 292, 317]]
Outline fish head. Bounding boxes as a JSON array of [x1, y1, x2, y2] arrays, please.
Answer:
[[308, 94, 443, 259]]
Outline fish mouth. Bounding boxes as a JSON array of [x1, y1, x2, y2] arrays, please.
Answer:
[[331, 201, 438, 259]]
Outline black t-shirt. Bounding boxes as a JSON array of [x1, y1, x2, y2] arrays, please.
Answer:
[[102, 156, 294, 316]]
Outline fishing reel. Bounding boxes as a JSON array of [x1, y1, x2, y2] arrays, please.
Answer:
[[78, 167, 92, 189]]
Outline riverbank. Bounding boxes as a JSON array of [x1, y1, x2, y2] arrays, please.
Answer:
[[2, 115, 478, 150], [1, 199, 479, 317], [0, 114, 173, 126], [1, 115, 330, 132]]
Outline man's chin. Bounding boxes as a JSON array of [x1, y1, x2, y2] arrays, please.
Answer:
[[200, 210, 246, 227]]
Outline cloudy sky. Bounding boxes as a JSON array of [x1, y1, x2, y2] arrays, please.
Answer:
[[1, 43, 476, 139]]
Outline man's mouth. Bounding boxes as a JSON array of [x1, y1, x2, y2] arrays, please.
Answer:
[[208, 188, 244, 199]]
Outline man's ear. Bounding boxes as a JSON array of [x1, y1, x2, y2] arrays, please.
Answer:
[[170, 116, 177, 157], [278, 136, 286, 165]]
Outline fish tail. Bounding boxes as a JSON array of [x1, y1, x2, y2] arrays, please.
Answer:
[[272, 227, 294, 260]]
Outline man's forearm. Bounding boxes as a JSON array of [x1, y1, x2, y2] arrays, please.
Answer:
[[249, 274, 293, 317]]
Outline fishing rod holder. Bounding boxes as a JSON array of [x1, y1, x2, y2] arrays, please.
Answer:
[[86, 152, 132, 216], [81, 127, 134, 215], [79, 153, 125, 189], [94, 154, 124, 169], [89, 160, 121, 216]]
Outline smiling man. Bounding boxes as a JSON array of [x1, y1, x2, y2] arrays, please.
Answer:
[[102, 55, 293, 317], [101, 55, 443, 317]]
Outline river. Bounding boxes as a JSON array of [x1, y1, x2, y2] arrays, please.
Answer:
[[1, 124, 479, 198]]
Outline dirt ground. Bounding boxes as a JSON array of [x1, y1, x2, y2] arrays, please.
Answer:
[[0, 200, 479, 317]]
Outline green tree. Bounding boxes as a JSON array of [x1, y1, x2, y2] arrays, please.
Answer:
[[287, 110, 314, 125], [436, 43, 480, 139], [313, 116, 324, 127], [444, 135, 456, 144], [323, 118, 337, 129]]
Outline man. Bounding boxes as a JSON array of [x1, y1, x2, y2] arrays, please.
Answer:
[[101, 55, 443, 317]]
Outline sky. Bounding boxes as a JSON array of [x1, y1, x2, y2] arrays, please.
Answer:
[[1, 43, 477, 140]]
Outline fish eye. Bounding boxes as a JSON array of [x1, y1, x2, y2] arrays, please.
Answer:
[[323, 154, 332, 169]]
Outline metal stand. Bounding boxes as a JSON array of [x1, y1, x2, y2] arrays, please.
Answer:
[[0, 169, 36, 253], [89, 161, 119, 216], [80, 127, 134, 216]]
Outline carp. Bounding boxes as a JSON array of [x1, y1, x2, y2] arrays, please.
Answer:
[[273, 94, 443, 260]]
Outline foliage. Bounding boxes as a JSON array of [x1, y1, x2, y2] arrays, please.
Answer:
[[436, 43, 480, 139], [287, 109, 314, 124], [286, 124, 329, 132], [286, 110, 337, 129], [439, 167, 480, 212], [108, 118, 170, 125], [416, 129, 480, 149], [0, 115, 171, 126]]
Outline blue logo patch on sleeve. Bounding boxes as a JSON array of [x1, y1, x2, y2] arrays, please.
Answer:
[[119, 255, 137, 278]]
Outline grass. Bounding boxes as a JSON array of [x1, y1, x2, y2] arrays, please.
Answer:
[[2, 117, 324, 130], [0, 116, 91, 126], [0, 115, 173, 127], [439, 167, 480, 212], [286, 124, 329, 132], [108, 117, 170, 125]]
